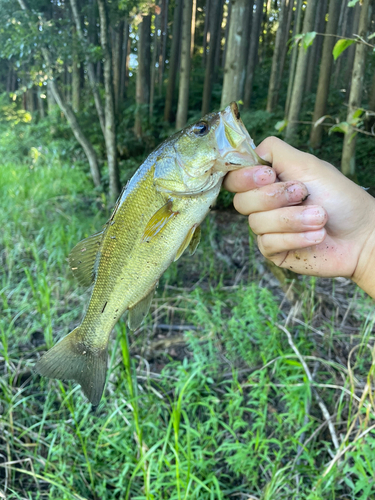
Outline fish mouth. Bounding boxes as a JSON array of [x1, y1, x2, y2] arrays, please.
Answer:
[[214, 102, 270, 171]]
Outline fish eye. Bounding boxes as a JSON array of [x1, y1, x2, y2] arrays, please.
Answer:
[[193, 121, 210, 136]]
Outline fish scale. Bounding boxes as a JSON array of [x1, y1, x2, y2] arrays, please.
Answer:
[[35, 102, 271, 406]]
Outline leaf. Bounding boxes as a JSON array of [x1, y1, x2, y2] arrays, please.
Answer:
[[275, 119, 287, 132], [328, 122, 349, 135], [352, 108, 364, 120], [302, 31, 317, 51], [313, 115, 330, 128], [333, 39, 355, 61]]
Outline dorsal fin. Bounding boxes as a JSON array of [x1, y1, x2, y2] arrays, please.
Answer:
[[68, 230, 104, 287]]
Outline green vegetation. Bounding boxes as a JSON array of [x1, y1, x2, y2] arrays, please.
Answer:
[[1, 153, 375, 499]]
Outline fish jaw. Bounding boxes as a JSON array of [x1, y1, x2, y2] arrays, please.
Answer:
[[214, 102, 271, 172]]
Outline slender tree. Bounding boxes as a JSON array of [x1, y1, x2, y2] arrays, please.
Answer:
[[266, 0, 287, 112], [341, 0, 372, 176], [164, 0, 182, 122], [176, 0, 193, 129], [333, 1, 349, 87], [70, 0, 105, 136], [72, 25, 80, 112], [345, 2, 361, 97], [135, 14, 151, 137], [238, 0, 254, 98], [310, 0, 341, 148], [279, 0, 294, 90], [120, 19, 130, 103], [202, 0, 221, 115], [98, 0, 120, 200], [285, 0, 302, 116], [220, 0, 247, 107], [243, 0, 264, 109], [285, 0, 318, 142], [305, 0, 327, 94]]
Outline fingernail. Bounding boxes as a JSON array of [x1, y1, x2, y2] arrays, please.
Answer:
[[301, 207, 325, 226], [285, 182, 308, 203], [304, 229, 325, 242], [253, 167, 275, 185]]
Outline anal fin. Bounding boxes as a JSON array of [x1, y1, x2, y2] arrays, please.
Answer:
[[127, 287, 156, 330], [69, 231, 104, 287]]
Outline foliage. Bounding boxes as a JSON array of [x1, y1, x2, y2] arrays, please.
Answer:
[[1, 156, 375, 499]]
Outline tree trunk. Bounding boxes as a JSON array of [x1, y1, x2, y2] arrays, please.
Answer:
[[279, 0, 295, 85], [243, 0, 264, 109], [369, 71, 375, 112], [72, 26, 80, 113], [214, 0, 225, 71], [202, 0, 210, 67], [112, 20, 124, 115], [222, 0, 231, 69], [164, 0, 182, 122], [341, 0, 372, 176], [285, 0, 302, 116], [150, 8, 160, 118], [98, 0, 120, 200], [37, 91, 45, 119], [220, 0, 247, 108], [176, 0, 193, 129], [239, 0, 254, 99], [70, 0, 105, 137], [135, 14, 151, 137], [285, 0, 318, 142], [333, 1, 349, 87], [120, 19, 129, 103], [190, 0, 197, 57], [266, 0, 287, 112], [202, 0, 222, 115], [345, 2, 361, 97], [310, 0, 341, 149], [159, 0, 169, 95], [305, 0, 328, 94]]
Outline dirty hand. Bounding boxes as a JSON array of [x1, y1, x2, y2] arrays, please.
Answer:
[[224, 137, 375, 298]]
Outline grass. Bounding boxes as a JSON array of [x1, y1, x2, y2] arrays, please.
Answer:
[[1, 157, 375, 500]]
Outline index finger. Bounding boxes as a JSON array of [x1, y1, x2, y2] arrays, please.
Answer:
[[255, 136, 333, 181]]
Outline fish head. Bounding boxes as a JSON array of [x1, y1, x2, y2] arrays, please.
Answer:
[[154, 102, 270, 195]]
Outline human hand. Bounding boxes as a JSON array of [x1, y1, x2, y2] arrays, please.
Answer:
[[224, 137, 375, 298]]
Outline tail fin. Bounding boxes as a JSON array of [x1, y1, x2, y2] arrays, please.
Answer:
[[34, 327, 107, 406]]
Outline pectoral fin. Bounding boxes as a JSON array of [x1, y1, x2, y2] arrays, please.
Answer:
[[127, 287, 156, 330], [69, 231, 104, 287], [174, 224, 201, 262], [141, 200, 178, 243]]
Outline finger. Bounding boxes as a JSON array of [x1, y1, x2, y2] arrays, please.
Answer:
[[233, 181, 308, 215], [223, 166, 276, 192], [249, 205, 327, 235], [257, 229, 326, 259], [255, 136, 334, 182]]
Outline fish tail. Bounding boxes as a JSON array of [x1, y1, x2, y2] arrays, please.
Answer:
[[34, 326, 107, 407]]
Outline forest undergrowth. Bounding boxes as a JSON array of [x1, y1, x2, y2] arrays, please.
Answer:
[[1, 148, 375, 500]]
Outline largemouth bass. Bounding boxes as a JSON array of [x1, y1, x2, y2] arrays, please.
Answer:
[[35, 102, 269, 406]]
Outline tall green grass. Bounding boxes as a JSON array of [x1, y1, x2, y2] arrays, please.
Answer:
[[1, 159, 375, 499]]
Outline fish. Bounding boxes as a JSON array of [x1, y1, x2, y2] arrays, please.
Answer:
[[35, 102, 270, 406]]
